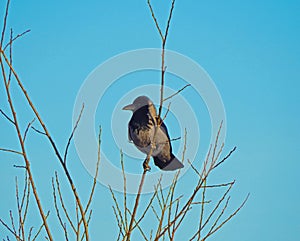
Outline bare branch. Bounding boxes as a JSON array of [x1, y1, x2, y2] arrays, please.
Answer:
[[0, 0, 10, 47], [163, 84, 191, 102], [147, 0, 164, 40], [30, 126, 47, 135], [164, 0, 176, 41], [32, 211, 50, 241], [3, 29, 31, 51], [120, 150, 128, 231], [109, 186, 126, 233], [0, 48, 89, 239], [213, 146, 237, 169], [52, 177, 69, 237], [0, 109, 15, 125], [0, 218, 21, 240], [23, 118, 35, 142], [202, 193, 250, 240], [63, 103, 84, 165], [54, 172, 76, 233], [0, 148, 23, 155]]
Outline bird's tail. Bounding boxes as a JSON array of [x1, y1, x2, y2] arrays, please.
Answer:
[[154, 154, 184, 171]]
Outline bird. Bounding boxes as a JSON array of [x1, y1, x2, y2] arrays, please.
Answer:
[[122, 96, 184, 171]]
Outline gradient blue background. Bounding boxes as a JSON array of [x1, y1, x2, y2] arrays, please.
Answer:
[[1, 0, 299, 240]]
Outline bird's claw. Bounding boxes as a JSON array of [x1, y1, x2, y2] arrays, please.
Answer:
[[143, 160, 151, 172]]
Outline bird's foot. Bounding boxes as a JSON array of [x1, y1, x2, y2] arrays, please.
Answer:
[[143, 160, 151, 172]]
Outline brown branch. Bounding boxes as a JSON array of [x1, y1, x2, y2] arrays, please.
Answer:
[[30, 126, 46, 135], [23, 118, 35, 142], [0, 109, 15, 125], [63, 103, 84, 165], [156, 127, 231, 239], [21, 173, 30, 231], [7, 28, 12, 86], [112, 205, 125, 240], [1, 43, 53, 241], [146, 0, 164, 40], [202, 193, 250, 241], [213, 146, 237, 169], [161, 102, 171, 122], [163, 84, 191, 102], [0, 0, 10, 47], [120, 150, 128, 231], [197, 179, 207, 241], [0, 148, 23, 155], [54, 172, 76, 233], [1, 43, 89, 240], [0, 218, 21, 240], [3, 29, 31, 51], [78, 126, 101, 226], [167, 129, 187, 239], [15, 177, 25, 240], [27, 226, 33, 241], [32, 211, 50, 241], [52, 177, 69, 238], [80, 210, 93, 241], [0, 48, 89, 240], [132, 177, 161, 231], [190, 181, 235, 241], [13, 165, 26, 169], [109, 186, 126, 234], [126, 209, 149, 241], [151, 205, 160, 222], [9, 211, 17, 239], [124, 170, 147, 240], [164, 0, 175, 41], [211, 121, 223, 166]]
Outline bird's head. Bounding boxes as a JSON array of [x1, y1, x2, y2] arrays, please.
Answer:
[[122, 96, 154, 112]]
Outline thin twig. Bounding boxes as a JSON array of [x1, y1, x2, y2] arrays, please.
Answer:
[[1, 36, 53, 241], [52, 177, 69, 237], [109, 186, 126, 233], [112, 206, 125, 239], [23, 118, 35, 142], [0, 109, 15, 125], [3, 29, 31, 51], [15, 177, 25, 240], [146, 0, 164, 40], [164, 0, 176, 41], [163, 84, 191, 102], [120, 150, 128, 231], [201, 193, 250, 241], [32, 211, 50, 241], [0, 47, 89, 240], [213, 146, 237, 169], [126, 209, 149, 241], [198, 179, 207, 241], [0, 0, 10, 47], [0, 218, 21, 240], [0, 148, 23, 155], [63, 103, 84, 165], [79, 126, 102, 226], [161, 102, 171, 122], [125, 169, 147, 240], [8, 28, 12, 86], [54, 172, 76, 233], [30, 126, 46, 135], [132, 178, 161, 230]]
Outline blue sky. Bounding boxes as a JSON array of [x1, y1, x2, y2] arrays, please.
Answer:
[[1, 0, 300, 240]]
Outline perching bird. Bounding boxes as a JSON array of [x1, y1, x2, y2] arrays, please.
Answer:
[[122, 96, 184, 171]]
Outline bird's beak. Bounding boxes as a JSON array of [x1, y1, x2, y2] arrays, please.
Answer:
[[122, 104, 134, 111]]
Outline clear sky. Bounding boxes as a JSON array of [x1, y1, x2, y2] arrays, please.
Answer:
[[0, 0, 300, 240]]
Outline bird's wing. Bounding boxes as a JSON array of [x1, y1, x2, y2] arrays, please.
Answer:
[[128, 123, 133, 142], [156, 117, 172, 152]]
